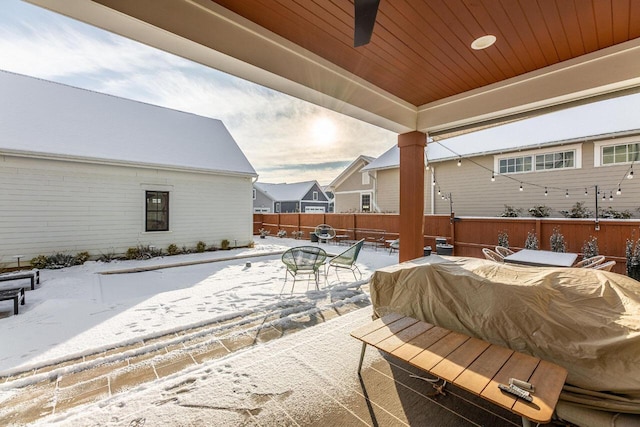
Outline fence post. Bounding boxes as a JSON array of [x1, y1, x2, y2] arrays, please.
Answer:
[[450, 211, 456, 254]]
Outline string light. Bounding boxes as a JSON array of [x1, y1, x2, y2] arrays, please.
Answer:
[[519, 183, 523, 191], [628, 165, 634, 179], [565, 189, 569, 198], [584, 188, 588, 196], [609, 191, 613, 201], [544, 187, 548, 196], [457, 158, 462, 167], [491, 172, 495, 182], [617, 186, 622, 195], [437, 188, 441, 196], [602, 192, 606, 201]]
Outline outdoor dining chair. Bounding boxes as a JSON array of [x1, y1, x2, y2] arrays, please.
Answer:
[[281, 246, 327, 293], [591, 260, 616, 272], [326, 239, 365, 281], [573, 255, 606, 268], [494, 246, 515, 257], [388, 238, 399, 254], [314, 224, 336, 243], [482, 248, 504, 262]]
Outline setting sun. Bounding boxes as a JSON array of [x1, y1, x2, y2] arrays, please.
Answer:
[[310, 117, 337, 145]]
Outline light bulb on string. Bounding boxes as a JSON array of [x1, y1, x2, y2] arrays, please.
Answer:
[[628, 165, 634, 179], [602, 192, 606, 201], [437, 188, 441, 196], [457, 158, 462, 167], [565, 189, 569, 198], [544, 187, 548, 196], [617, 186, 622, 195], [584, 188, 588, 196], [609, 191, 613, 201], [491, 172, 495, 182], [432, 179, 436, 186], [519, 183, 523, 191]]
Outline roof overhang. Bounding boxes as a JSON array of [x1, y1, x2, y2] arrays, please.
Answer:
[[26, 0, 640, 136]]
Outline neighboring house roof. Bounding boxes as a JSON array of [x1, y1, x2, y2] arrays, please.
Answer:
[[361, 145, 399, 172], [428, 128, 640, 163], [0, 70, 257, 177], [254, 181, 326, 202], [327, 155, 375, 189], [364, 128, 640, 171]]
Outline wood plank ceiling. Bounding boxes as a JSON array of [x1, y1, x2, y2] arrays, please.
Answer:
[[211, 0, 640, 107]]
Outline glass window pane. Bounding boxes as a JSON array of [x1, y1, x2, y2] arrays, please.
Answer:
[[145, 191, 169, 231], [602, 146, 614, 164]]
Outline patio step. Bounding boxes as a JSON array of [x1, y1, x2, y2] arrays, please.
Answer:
[[0, 290, 371, 425]]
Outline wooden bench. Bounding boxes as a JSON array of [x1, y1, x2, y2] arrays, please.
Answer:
[[351, 313, 568, 427], [0, 287, 25, 315], [339, 228, 386, 250], [0, 270, 40, 291]]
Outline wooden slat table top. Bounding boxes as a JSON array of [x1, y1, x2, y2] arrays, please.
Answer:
[[352, 314, 568, 424]]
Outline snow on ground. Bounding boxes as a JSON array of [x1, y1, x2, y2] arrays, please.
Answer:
[[0, 237, 399, 375], [37, 308, 378, 427]]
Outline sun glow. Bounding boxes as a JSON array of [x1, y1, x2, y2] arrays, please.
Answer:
[[311, 117, 337, 145]]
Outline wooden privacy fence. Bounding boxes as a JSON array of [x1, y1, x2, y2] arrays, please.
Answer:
[[254, 213, 640, 275]]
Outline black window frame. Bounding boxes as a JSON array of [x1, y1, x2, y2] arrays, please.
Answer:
[[145, 190, 169, 232]]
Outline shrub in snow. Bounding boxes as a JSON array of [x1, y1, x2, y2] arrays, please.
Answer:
[[524, 231, 539, 250]]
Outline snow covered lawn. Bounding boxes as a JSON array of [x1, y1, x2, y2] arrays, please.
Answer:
[[0, 237, 399, 375]]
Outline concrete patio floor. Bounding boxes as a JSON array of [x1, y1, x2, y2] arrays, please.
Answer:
[[1, 302, 573, 426]]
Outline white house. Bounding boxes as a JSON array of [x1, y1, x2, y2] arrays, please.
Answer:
[[0, 71, 257, 266]]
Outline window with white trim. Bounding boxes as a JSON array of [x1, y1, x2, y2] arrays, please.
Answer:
[[602, 142, 640, 165], [361, 193, 371, 212], [498, 156, 532, 174], [312, 191, 318, 200], [495, 144, 581, 174], [145, 191, 169, 232], [275, 202, 280, 213], [535, 150, 575, 170]]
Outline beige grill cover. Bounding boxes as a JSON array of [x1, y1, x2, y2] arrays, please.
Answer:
[[370, 257, 640, 414]]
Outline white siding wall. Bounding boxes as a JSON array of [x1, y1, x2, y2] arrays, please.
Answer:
[[0, 155, 253, 264]]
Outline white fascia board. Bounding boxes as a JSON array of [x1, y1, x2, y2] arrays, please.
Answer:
[[418, 39, 640, 134], [27, 0, 417, 134]]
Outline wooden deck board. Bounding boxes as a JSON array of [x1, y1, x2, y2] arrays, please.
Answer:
[[391, 326, 451, 361], [376, 321, 434, 353], [430, 337, 491, 382]]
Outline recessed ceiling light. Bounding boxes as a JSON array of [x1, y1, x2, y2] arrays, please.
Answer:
[[471, 35, 496, 50]]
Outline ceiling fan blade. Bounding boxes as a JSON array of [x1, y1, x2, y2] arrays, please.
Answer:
[[354, 0, 380, 47]]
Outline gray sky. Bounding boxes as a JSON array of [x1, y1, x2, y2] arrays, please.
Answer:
[[0, 0, 397, 185]]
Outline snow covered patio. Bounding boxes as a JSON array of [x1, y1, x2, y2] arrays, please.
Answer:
[[0, 238, 542, 426]]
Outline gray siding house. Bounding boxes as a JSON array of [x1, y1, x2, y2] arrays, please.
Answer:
[[253, 181, 330, 213], [428, 129, 640, 217], [359, 129, 640, 218], [327, 155, 375, 213]]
